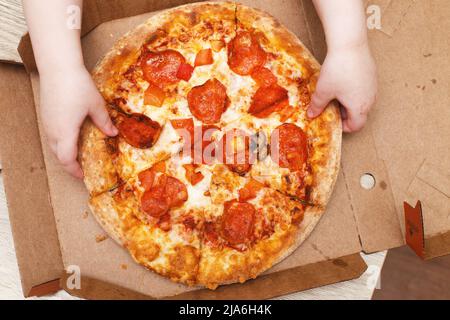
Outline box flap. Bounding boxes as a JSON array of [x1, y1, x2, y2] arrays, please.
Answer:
[[61, 253, 366, 300], [0, 64, 64, 297], [367, 0, 450, 244]]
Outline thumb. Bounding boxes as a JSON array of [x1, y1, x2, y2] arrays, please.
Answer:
[[307, 81, 334, 119], [89, 104, 118, 137]]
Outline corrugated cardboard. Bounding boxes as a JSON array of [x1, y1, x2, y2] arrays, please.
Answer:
[[0, 0, 448, 299]]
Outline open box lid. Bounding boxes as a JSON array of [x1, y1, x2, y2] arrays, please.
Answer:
[[0, 0, 449, 298]]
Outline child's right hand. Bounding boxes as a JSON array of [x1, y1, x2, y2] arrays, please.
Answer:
[[308, 43, 377, 132], [39, 66, 118, 178]]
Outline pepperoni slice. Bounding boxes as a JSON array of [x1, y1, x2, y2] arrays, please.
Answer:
[[248, 84, 289, 118], [140, 50, 186, 87], [187, 78, 229, 124], [271, 123, 308, 171], [138, 161, 166, 191], [116, 113, 162, 149], [251, 67, 277, 87], [164, 175, 189, 207], [141, 186, 169, 218], [221, 200, 255, 245], [141, 174, 188, 218], [219, 129, 253, 175], [138, 169, 155, 191], [228, 31, 267, 76]]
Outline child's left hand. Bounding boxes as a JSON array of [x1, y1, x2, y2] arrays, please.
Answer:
[[307, 43, 377, 132]]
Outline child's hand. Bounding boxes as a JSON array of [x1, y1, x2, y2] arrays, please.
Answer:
[[23, 0, 118, 178], [311, 0, 377, 133], [39, 66, 118, 178], [307, 43, 377, 132]]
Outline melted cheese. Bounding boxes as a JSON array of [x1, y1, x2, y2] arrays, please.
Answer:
[[186, 168, 212, 208], [165, 154, 213, 210], [251, 156, 289, 189], [119, 121, 183, 179]]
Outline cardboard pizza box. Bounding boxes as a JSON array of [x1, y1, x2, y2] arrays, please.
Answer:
[[0, 0, 448, 299]]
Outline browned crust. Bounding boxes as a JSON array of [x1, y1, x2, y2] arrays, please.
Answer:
[[83, 2, 341, 289], [89, 187, 202, 286], [88, 191, 125, 245], [199, 226, 300, 289], [89, 180, 304, 289], [79, 120, 118, 196]]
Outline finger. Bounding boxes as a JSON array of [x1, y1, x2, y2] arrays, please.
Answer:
[[55, 132, 84, 179], [62, 161, 84, 179], [89, 104, 118, 137], [308, 81, 334, 119], [342, 108, 368, 133]]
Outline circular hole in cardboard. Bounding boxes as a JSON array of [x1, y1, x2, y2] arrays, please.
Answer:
[[360, 173, 376, 190]]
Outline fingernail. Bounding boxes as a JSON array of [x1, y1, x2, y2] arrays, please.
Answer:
[[307, 108, 315, 118]]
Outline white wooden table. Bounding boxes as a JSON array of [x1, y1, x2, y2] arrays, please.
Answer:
[[0, 0, 386, 300]]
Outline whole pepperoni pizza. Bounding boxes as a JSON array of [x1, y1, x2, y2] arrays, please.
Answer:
[[79, 2, 341, 289]]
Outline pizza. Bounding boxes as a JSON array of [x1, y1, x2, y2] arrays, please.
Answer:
[[80, 1, 341, 289]]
